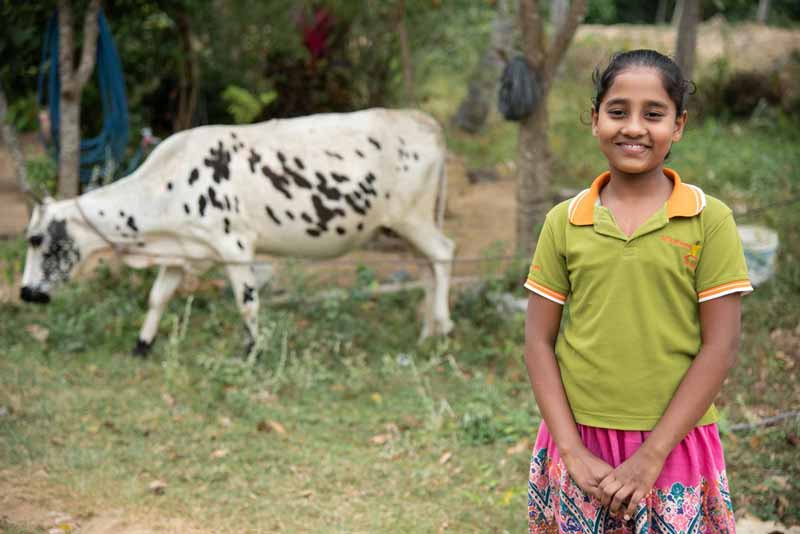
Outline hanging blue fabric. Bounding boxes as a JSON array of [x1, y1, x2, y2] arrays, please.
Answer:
[[37, 9, 130, 184]]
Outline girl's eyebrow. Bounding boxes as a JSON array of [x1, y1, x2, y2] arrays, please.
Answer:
[[605, 97, 670, 109]]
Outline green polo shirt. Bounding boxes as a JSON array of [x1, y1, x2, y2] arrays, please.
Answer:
[[525, 168, 752, 430]]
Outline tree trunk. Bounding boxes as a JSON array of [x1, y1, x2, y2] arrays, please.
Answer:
[[671, 0, 684, 27], [395, 0, 416, 105], [550, 0, 568, 33], [516, 0, 585, 257], [173, 8, 199, 131], [451, 0, 513, 133], [674, 0, 699, 80], [756, 0, 770, 24], [56, 0, 101, 199], [655, 0, 669, 24]]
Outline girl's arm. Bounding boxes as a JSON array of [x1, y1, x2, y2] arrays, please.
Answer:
[[525, 293, 613, 499], [599, 293, 742, 519]]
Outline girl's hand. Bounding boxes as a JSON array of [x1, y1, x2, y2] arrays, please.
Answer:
[[561, 446, 614, 500], [598, 447, 665, 520]]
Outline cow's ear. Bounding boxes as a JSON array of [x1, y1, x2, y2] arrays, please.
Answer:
[[43, 195, 54, 205]]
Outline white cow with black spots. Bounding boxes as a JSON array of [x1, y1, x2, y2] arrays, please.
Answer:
[[20, 108, 455, 355]]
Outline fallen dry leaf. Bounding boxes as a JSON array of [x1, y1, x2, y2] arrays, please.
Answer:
[[25, 323, 49, 343], [162, 392, 176, 408], [219, 416, 232, 428], [211, 448, 229, 459], [438, 451, 453, 465], [148, 480, 167, 495], [257, 420, 287, 435], [298, 489, 314, 498], [369, 433, 392, 445], [506, 439, 531, 456]]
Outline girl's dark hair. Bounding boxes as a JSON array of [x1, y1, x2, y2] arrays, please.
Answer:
[[592, 49, 694, 114]]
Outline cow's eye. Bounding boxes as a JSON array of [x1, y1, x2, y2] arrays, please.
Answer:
[[29, 234, 44, 248]]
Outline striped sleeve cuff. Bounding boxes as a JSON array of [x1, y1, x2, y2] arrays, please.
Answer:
[[697, 279, 753, 303], [524, 278, 567, 305]]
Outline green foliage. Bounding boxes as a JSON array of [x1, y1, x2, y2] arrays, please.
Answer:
[[221, 85, 277, 124], [24, 154, 57, 197]]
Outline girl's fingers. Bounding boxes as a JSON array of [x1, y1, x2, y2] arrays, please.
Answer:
[[600, 479, 623, 507], [610, 484, 634, 513], [624, 489, 647, 520]]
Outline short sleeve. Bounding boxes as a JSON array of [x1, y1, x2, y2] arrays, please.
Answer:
[[524, 211, 570, 305], [695, 213, 753, 302]]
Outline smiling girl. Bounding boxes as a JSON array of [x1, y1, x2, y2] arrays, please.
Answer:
[[524, 50, 752, 533]]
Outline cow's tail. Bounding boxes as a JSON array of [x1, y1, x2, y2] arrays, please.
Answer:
[[434, 157, 447, 229]]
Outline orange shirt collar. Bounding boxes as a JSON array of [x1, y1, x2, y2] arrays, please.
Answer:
[[568, 168, 706, 226]]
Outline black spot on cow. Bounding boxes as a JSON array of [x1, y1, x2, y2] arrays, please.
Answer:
[[183, 203, 191, 215], [208, 187, 225, 210], [399, 137, 405, 145], [359, 182, 377, 197], [230, 132, 238, 139], [357, 222, 364, 231], [126, 216, 139, 233], [188, 168, 200, 185], [355, 149, 365, 158], [115, 225, 121, 231], [238, 142, 244, 149], [365, 172, 376, 184], [285, 210, 295, 220], [224, 195, 232, 211], [99, 210, 105, 217], [235, 197, 240, 213], [330, 172, 349, 183], [345, 194, 366, 216], [365, 199, 372, 209], [242, 283, 255, 304], [248, 149, 262, 173], [266, 205, 281, 225], [413, 152, 419, 160], [301, 212, 313, 223], [262, 165, 292, 199], [311, 194, 345, 232], [224, 217, 231, 234], [204, 141, 232, 184], [336, 227, 346, 235], [314, 172, 342, 201], [354, 190, 362, 200], [283, 164, 312, 189], [237, 239, 244, 250], [403, 165, 409, 172], [368, 137, 381, 150], [121, 232, 129, 238], [307, 229, 321, 237], [40, 219, 81, 284], [119, 210, 125, 217], [325, 150, 344, 160], [137, 241, 146, 247], [277, 151, 286, 163], [294, 157, 305, 169], [385, 192, 390, 199], [232, 144, 239, 153], [198, 195, 208, 217], [167, 181, 173, 191]]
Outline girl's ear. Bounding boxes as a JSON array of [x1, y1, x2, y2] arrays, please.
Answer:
[[672, 110, 688, 142], [591, 106, 599, 137]]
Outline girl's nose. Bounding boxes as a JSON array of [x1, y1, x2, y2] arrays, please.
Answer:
[[621, 117, 646, 136]]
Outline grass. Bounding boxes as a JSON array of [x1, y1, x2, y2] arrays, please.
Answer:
[[2, 31, 800, 533]]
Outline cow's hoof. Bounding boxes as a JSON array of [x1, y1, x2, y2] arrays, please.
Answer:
[[132, 338, 153, 358]]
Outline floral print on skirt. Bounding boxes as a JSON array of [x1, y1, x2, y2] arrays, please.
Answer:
[[528, 422, 736, 534]]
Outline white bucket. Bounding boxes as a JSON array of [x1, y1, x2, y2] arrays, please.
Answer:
[[737, 225, 779, 287]]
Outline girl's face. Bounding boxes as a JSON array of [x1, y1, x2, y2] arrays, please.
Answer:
[[591, 67, 687, 176]]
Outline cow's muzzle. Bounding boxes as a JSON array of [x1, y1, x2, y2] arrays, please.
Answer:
[[20, 286, 51, 304]]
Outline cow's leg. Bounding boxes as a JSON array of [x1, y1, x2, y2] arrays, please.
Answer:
[[392, 219, 455, 340], [225, 264, 260, 354], [135, 265, 185, 357]]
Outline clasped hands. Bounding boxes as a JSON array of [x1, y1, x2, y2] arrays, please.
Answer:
[[562, 445, 665, 520]]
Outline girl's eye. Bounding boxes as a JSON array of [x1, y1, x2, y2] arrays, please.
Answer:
[[607, 109, 625, 117], [646, 112, 665, 119]]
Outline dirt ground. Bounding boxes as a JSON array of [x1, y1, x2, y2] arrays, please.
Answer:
[[2, 21, 800, 534]]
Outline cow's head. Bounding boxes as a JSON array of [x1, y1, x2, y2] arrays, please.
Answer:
[[20, 198, 87, 303]]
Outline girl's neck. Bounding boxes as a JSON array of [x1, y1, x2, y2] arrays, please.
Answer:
[[603, 164, 672, 202]]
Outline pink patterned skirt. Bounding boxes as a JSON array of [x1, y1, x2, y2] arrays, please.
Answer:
[[528, 421, 736, 533]]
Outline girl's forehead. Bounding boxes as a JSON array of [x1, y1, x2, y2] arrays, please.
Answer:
[[603, 67, 672, 104]]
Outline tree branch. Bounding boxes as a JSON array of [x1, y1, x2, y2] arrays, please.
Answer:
[[544, 0, 586, 83], [519, 0, 545, 71], [57, 0, 76, 96], [76, 0, 102, 87]]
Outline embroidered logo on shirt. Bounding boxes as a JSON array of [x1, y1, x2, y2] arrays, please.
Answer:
[[661, 236, 702, 270]]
